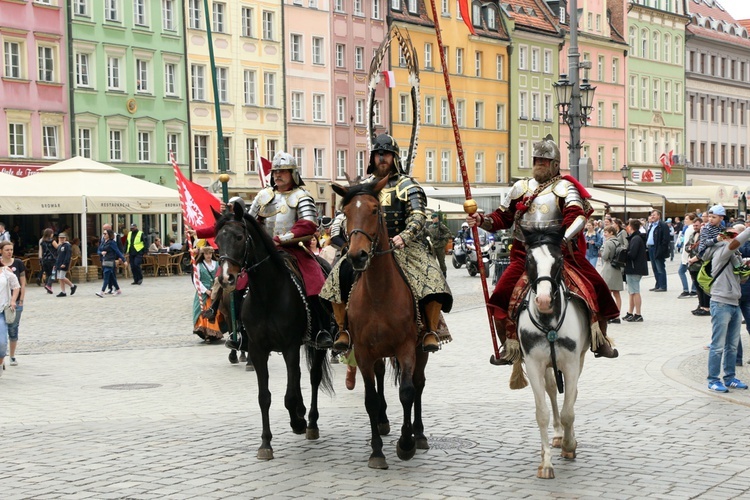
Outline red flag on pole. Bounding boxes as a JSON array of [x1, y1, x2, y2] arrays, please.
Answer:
[[171, 151, 220, 237], [659, 152, 672, 174], [458, 0, 476, 35], [255, 144, 272, 187], [666, 150, 674, 174]]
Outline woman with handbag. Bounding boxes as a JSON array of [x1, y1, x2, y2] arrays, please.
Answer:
[[0, 241, 25, 367], [0, 256, 20, 377], [96, 229, 127, 298]]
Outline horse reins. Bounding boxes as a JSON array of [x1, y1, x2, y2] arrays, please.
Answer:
[[346, 192, 396, 262], [217, 220, 269, 273]]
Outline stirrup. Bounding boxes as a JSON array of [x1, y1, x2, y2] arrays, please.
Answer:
[[593, 342, 619, 359], [308, 330, 333, 350], [333, 330, 351, 352], [422, 331, 440, 353], [225, 338, 240, 350], [489, 346, 513, 366]]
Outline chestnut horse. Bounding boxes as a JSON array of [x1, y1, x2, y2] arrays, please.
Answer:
[[332, 177, 429, 470], [214, 203, 333, 460]]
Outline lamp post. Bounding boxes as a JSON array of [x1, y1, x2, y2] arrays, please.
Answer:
[[553, 0, 597, 183], [621, 164, 630, 221]]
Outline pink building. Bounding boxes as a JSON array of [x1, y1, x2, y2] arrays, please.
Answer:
[[559, 0, 628, 183], [0, 0, 69, 176]]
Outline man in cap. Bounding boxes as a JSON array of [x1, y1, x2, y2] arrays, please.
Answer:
[[467, 134, 619, 364], [427, 212, 452, 277], [126, 223, 146, 285]]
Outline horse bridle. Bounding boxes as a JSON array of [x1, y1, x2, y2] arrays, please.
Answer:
[[346, 192, 395, 262], [217, 219, 269, 273]]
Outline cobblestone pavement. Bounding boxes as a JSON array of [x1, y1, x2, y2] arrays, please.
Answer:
[[2, 258, 750, 499]]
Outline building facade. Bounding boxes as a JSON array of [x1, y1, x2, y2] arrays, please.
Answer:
[[0, 0, 69, 176], [70, 0, 189, 186]]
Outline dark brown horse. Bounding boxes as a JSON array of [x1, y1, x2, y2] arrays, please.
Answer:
[[333, 177, 429, 470], [214, 203, 333, 460]]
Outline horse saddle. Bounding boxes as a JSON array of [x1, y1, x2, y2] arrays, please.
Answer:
[[281, 252, 306, 293]]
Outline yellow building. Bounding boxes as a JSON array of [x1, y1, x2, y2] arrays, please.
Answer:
[[389, 1, 510, 195], [185, 0, 285, 196]]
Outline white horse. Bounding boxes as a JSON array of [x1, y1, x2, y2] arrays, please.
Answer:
[[514, 227, 591, 479]]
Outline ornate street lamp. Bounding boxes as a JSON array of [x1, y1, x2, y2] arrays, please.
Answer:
[[621, 164, 630, 220]]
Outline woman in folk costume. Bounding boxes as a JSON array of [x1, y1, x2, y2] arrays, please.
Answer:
[[192, 243, 223, 342]]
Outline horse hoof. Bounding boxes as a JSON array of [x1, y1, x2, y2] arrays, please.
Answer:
[[257, 448, 274, 460], [396, 440, 416, 461], [245, 363, 255, 372], [416, 437, 429, 450], [537, 466, 555, 479], [239, 352, 247, 362], [378, 423, 391, 436], [228, 351, 239, 364], [551, 437, 562, 448], [561, 449, 576, 459], [368, 457, 389, 469], [306, 427, 319, 440]]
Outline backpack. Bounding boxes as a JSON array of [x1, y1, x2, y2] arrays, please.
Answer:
[[697, 257, 732, 295], [610, 241, 628, 270]]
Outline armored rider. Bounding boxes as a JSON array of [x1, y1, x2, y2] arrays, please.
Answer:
[[467, 134, 619, 363], [322, 133, 453, 353]]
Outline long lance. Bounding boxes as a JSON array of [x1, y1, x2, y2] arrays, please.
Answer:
[[427, 0, 500, 361]]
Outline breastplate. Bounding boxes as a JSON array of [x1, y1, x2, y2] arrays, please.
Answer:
[[514, 189, 563, 241], [379, 178, 407, 238], [257, 191, 298, 238]]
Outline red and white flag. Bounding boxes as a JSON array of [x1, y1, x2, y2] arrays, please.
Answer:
[[254, 144, 273, 188], [170, 151, 220, 236], [659, 151, 673, 174], [382, 70, 396, 88]]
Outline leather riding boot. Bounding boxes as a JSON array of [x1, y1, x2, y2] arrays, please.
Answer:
[[593, 319, 619, 359], [422, 301, 442, 353], [308, 297, 333, 349], [332, 302, 351, 351], [490, 318, 513, 365]]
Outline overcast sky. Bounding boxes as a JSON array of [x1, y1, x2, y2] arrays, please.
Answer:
[[718, 0, 750, 20]]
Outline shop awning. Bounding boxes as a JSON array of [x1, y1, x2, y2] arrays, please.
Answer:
[[626, 185, 731, 208], [426, 196, 482, 220], [586, 187, 653, 214]]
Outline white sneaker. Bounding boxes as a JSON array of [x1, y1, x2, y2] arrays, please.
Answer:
[[0, 363, 4, 377], [10, 357, 17, 366]]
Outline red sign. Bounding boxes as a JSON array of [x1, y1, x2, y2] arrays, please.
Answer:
[[0, 164, 42, 177]]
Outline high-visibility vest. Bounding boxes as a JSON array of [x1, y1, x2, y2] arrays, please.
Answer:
[[127, 230, 145, 252]]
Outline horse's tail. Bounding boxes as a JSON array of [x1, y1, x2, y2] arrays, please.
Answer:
[[509, 359, 528, 390], [391, 357, 400, 387], [305, 346, 334, 396]]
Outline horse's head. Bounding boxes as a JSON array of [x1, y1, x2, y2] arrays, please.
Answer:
[[215, 202, 248, 289], [332, 176, 389, 272], [523, 227, 565, 315]]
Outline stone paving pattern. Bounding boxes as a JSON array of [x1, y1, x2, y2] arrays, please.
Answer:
[[2, 258, 750, 499]]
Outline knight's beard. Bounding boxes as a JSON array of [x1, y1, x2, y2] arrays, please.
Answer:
[[533, 164, 555, 183], [374, 163, 393, 177]]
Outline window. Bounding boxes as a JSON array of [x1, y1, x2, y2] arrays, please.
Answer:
[[263, 72, 276, 107], [519, 141, 527, 169], [596, 14, 601, 31], [194, 135, 208, 170], [137, 131, 151, 162], [334, 0, 344, 12], [313, 148, 324, 177], [134, 0, 148, 26], [629, 28, 636, 55], [355, 46, 364, 71], [425, 43, 433, 69], [652, 32, 659, 60], [241, 7, 253, 37], [519, 46, 527, 70], [372, 0, 381, 19], [587, 12, 592, 29], [519, 91, 528, 118], [495, 153, 505, 183], [629, 76, 636, 107], [456, 99, 465, 127], [425, 97, 434, 124], [442, 46, 449, 72], [262, 11, 274, 40], [336, 150, 347, 179], [43, 130, 69, 177], [441, 0, 449, 15], [312, 37, 324, 65], [496, 55, 504, 80], [597, 101, 603, 126], [663, 34, 670, 63], [674, 37, 682, 65], [9, 123, 26, 158], [674, 83, 681, 113], [243, 69, 256, 105], [136, 58, 149, 93], [246, 138, 258, 172], [162, 0, 175, 30], [641, 77, 648, 109], [356, 151, 366, 178], [441, 151, 450, 182], [612, 102, 619, 128], [313, 94, 324, 122], [220, 137, 231, 170], [663, 81, 670, 112], [76, 53, 90, 87], [597, 56, 604, 81], [612, 148, 619, 170], [543, 50, 552, 74], [496, 104, 505, 130], [456, 48, 463, 74], [531, 94, 539, 120], [75, 127, 92, 158], [399, 51, 407, 67], [652, 79, 660, 110], [474, 152, 484, 182], [373, 99, 382, 125], [164, 63, 177, 96], [291, 92, 304, 120], [38, 46, 55, 82], [212, 2, 225, 32], [109, 129, 123, 162], [474, 102, 484, 128], [612, 58, 619, 83], [74, 0, 88, 16], [191, 64, 205, 100], [531, 48, 539, 72], [399, 94, 409, 122], [290, 34, 303, 62], [266, 140, 277, 161], [107, 56, 122, 90], [441, 98, 448, 125], [629, 129, 636, 162], [425, 150, 435, 182], [356, 99, 365, 124], [336, 97, 346, 123], [105, 0, 120, 22], [544, 95, 552, 121], [214, 66, 227, 103], [336, 44, 345, 68], [3, 41, 22, 79], [407, 0, 417, 13], [475, 51, 482, 77], [167, 133, 179, 162], [597, 146, 604, 170], [188, 0, 201, 29]]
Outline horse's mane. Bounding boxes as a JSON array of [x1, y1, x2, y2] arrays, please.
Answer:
[[339, 180, 379, 208], [215, 210, 286, 269], [523, 226, 565, 249]]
